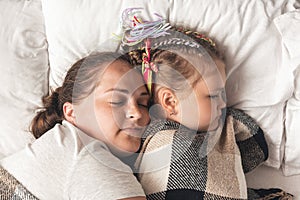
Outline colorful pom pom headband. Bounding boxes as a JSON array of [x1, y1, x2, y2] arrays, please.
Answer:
[[118, 8, 217, 95], [120, 7, 171, 46]]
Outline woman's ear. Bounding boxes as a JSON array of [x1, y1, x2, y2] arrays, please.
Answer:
[[156, 88, 178, 117], [63, 102, 76, 124]]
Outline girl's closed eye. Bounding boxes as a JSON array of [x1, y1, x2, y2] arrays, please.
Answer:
[[209, 89, 226, 99], [208, 94, 219, 99]]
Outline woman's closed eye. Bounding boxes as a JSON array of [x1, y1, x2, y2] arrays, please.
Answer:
[[110, 101, 126, 106], [109, 96, 149, 108], [138, 102, 148, 108], [137, 98, 150, 108], [109, 97, 127, 106]]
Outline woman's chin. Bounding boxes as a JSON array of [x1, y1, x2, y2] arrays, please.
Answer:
[[109, 142, 140, 158]]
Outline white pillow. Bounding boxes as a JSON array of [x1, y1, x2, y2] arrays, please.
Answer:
[[274, 10, 300, 176], [0, 0, 48, 158], [40, 0, 298, 168], [41, 0, 170, 87]]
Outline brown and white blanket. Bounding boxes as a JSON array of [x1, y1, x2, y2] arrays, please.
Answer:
[[135, 108, 293, 199], [0, 166, 38, 200]]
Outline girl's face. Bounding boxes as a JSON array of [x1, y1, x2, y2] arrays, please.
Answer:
[[74, 60, 150, 156], [177, 58, 226, 131]]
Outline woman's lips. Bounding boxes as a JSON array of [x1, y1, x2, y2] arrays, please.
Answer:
[[121, 127, 144, 137]]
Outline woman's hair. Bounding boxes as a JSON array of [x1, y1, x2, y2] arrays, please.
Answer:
[[30, 52, 130, 139], [127, 27, 223, 101]]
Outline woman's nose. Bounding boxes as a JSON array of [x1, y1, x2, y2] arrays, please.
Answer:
[[125, 102, 142, 120]]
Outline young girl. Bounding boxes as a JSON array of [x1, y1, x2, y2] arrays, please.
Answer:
[[127, 30, 269, 200], [0, 52, 149, 200]]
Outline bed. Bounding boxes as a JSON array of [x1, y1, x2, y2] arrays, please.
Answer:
[[0, 0, 299, 198]]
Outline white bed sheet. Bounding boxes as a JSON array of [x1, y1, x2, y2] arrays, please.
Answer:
[[275, 10, 300, 176], [246, 165, 300, 199]]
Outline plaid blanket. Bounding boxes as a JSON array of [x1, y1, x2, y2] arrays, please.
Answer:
[[0, 166, 39, 200], [135, 108, 293, 199], [248, 188, 293, 200]]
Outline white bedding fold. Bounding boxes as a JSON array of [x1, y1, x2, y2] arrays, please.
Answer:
[[274, 10, 300, 176]]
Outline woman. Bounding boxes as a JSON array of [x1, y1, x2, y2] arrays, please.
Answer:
[[0, 52, 149, 200]]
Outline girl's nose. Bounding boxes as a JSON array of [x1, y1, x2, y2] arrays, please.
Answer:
[[219, 90, 227, 109], [219, 98, 226, 109]]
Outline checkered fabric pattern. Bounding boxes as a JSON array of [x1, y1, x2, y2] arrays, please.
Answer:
[[247, 188, 293, 200], [135, 108, 271, 199], [0, 166, 39, 200]]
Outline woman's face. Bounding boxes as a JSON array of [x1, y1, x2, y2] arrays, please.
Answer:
[[74, 60, 150, 156]]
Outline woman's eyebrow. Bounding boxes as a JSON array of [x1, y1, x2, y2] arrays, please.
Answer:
[[104, 88, 129, 94], [104, 89, 150, 97]]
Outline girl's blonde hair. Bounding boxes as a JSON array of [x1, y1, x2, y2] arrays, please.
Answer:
[[127, 27, 223, 101]]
